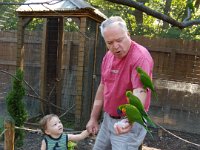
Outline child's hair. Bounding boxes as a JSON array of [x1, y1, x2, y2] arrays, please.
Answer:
[[39, 114, 58, 133]]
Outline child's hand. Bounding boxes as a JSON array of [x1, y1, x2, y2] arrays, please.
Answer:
[[82, 130, 90, 138]]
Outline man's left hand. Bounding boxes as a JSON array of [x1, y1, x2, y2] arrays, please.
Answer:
[[114, 119, 132, 135]]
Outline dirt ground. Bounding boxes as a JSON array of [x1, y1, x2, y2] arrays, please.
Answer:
[[1, 127, 199, 150]]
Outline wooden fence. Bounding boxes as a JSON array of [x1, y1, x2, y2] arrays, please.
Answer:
[[133, 36, 200, 84], [1, 32, 200, 84]]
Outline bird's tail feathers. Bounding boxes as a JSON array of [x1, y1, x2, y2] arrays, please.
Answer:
[[145, 116, 157, 128], [142, 117, 155, 139], [141, 121, 154, 139], [152, 90, 158, 101], [146, 127, 154, 139], [136, 120, 154, 139]]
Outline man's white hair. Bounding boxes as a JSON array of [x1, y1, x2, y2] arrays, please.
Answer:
[[100, 16, 128, 37]]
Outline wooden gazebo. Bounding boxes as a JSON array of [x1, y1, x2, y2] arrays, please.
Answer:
[[16, 0, 107, 128]]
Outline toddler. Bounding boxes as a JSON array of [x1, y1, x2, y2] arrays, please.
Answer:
[[39, 114, 89, 150]]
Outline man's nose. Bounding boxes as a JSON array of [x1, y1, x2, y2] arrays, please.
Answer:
[[113, 42, 119, 49]]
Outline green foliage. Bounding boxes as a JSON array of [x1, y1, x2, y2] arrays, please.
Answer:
[[0, 0, 199, 39], [26, 18, 44, 31], [0, 116, 3, 130], [64, 18, 79, 32], [0, 116, 4, 141], [6, 68, 28, 147], [87, 0, 200, 40], [159, 27, 181, 39], [0, 0, 26, 30]]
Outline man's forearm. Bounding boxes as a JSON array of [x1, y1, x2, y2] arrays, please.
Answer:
[[133, 88, 147, 105], [90, 84, 104, 120], [90, 99, 103, 120]]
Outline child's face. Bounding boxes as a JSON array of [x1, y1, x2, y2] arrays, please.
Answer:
[[45, 116, 63, 137]]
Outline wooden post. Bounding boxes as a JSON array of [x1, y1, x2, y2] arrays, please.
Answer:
[[17, 17, 32, 70], [40, 18, 47, 114], [75, 17, 87, 129], [4, 119, 15, 150], [56, 17, 64, 114], [16, 17, 24, 69]]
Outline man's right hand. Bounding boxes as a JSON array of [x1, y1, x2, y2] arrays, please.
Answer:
[[86, 118, 99, 135]]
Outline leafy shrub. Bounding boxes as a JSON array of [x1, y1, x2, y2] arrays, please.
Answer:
[[6, 69, 28, 147]]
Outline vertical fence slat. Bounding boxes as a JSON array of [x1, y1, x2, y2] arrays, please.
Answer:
[[4, 119, 15, 150]]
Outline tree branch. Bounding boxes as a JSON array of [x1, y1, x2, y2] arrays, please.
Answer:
[[106, 0, 200, 29]]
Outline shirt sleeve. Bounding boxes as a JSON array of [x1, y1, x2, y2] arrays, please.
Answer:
[[66, 134, 68, 143]]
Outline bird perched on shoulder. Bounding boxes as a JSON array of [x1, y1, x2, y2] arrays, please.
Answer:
[[126, 91, 156, 128], [136, 67, 158, 101], [117, 104, 153, 138]]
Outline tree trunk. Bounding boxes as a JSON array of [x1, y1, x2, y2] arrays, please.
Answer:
[[163, 0, 172, 29]]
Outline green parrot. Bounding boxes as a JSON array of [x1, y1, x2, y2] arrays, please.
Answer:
[[117, 104, 153, 137], [126, 91, 156, 128], [136, 67, 158, 101]]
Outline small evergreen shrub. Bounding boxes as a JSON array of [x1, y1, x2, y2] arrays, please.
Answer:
[[6, 68, 28, 147], [0, 116, 4, 141]]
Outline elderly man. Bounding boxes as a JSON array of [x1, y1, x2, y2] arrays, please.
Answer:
[[86, 16, 154, 150]]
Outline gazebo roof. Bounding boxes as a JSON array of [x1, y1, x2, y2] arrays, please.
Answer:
[[16, 0, 107, 22]]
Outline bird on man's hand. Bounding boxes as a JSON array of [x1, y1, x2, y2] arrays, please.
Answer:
[[126, 91, 156, 128], [117, 104, 153, 137]]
